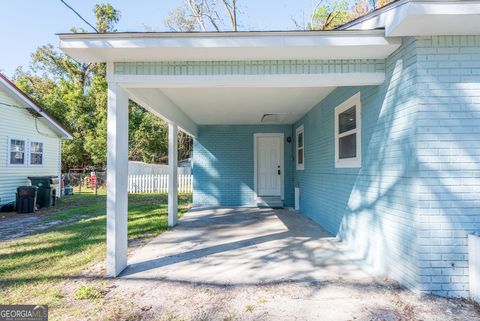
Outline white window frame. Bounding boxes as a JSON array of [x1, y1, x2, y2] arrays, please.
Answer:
[[6, 136, 45, 167], [335, 92, 362, 168], [296, 125, 305, 170], [29, 140, 45, 166], [7, 136, 28, 167]]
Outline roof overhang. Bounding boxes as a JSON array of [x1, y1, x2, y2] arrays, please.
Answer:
[[58, 30, 402, 63], [0, 74, 73, 139], [339, 0, 480, 37]]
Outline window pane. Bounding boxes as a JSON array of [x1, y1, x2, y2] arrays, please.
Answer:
[[298, 132, 303, 148], [339, 133, 356, 159], [298, 148, 304, 165], [31, 142, 43, 153], [10, 139, 25, 152], [10, 139, 25, 164], [31, 153, 43, 165], [338, 106, 356, 134], [10, 152, 25, 164]]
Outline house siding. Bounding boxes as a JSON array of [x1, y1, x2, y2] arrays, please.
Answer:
[[294, 37, 421, 290], [415, 35, 480, 298], [114, 59, 385, 76], [193, 125, 294, 207], [0, 88, 61, 204]]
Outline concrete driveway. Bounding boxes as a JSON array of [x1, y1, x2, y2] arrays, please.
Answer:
[[112, 208, 480, 320], [121, 207, 369, 284]]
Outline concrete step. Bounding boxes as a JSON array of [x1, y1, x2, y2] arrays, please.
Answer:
[[257, 196, 284, 209]]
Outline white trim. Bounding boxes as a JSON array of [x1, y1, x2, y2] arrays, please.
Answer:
[[106, 82, 129, 277], [58, 139, 62, 197], [296, 125, 305, 171], [168, 123, 179, 227], [6, 136, 46, 167], [29, 140, 45, 167], [124, 87, 198, 137], [334, 92, 362, 169], [339, 0, 480, 37], [58, 29, 391, 39], [59, 30, 402, 63], [7, 136, 27, 167], [116, 73, 385, 89], [253, 133, 284, 201]]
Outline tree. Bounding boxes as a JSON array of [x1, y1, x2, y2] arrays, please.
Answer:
[[165, 0, 239, 32], [14, 4, 120, 170], [304, 0, 394, 31], [309, 0, 351, 30], [15, 3, 192, 170]]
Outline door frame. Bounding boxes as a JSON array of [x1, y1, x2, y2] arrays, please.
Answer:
[[253, 133, 284, 202]]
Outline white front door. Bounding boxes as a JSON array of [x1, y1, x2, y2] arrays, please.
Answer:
[[256, 135, 282, 197]]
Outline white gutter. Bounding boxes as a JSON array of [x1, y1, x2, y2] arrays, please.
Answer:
[[339, 0, 480, 37]]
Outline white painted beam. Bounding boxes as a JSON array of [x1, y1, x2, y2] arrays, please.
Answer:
[[125, 87, 198, 137], [106, 81, 129, 277], [168, 123, 178, 227]]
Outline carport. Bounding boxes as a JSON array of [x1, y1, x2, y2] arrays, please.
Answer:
[[58, 30, 400, 277]]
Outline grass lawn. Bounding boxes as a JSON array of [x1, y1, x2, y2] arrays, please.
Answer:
[[0, 190, 191, 319]]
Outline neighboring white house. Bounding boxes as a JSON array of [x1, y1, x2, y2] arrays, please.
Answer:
[[0, 73, 72, 205]]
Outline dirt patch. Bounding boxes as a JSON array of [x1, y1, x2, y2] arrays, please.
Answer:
[[0, 212, 91, 241], [53, 273, 480, 321]]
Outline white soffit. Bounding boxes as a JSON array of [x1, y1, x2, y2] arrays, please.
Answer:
[[340, 0, 480, 37], [159, 87, 335, 125], [58, 30, 401, 62]]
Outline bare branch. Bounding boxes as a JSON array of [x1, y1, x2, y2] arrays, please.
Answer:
[[221, 0, 237, 31], [184, 0, 207, 31]]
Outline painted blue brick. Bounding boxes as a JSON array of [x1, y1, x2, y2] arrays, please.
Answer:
[[416, 35, 480, 298], [293, 37, 420, 291], [193, 125, 294, 207], [191, 35, 480, 299]]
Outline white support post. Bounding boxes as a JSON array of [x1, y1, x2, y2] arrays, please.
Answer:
[[168, 123, 178, 227], [106, 79, 129, 277]]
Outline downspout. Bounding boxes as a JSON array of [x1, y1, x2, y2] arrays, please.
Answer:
[[58, 139, 62, 198]]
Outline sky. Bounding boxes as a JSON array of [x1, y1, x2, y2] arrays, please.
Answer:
[[0, 0, 317, 77]]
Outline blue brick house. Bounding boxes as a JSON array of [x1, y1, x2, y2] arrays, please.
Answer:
[[60, 0, 480, 298]]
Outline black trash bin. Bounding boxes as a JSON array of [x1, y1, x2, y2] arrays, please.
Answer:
[[28, 176, 58, 209], [16, 186, 38, 213]]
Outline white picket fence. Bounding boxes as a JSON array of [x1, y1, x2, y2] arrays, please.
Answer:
[[128, 174, 193, 193]]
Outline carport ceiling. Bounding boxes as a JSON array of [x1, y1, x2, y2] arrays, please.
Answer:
[[159, 87, 334, 125]]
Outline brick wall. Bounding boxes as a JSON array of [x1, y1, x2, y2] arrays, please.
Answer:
[[415, 35, 480, 297], [293, 36, 480, 298], [190, 36, 480, 298], [193, 125, 294, 207], [294, 37, 421, 290]]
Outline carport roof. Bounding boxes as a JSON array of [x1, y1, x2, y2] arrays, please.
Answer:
[[58, 30, 398, 136], [58, 30, 401, 63]]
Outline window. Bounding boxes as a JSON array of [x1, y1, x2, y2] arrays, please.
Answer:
[[30, 142, 44, 165], [296, 125, 304, 170], [9, 139, 26, 165], [7, 137, 44, 166], [335, 93, 361, 168]]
